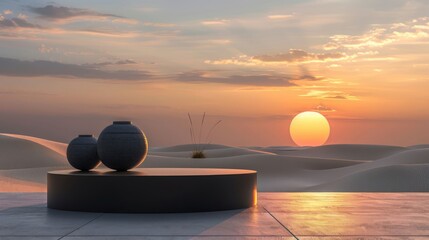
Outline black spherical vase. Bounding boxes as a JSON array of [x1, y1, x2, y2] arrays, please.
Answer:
[[97, 121, 148, 171], [67, 135, 101, 171]]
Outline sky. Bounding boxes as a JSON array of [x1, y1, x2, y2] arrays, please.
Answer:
[[1, 0, 429, 146]]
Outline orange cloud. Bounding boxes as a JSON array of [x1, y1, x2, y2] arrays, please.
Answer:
[[313, 104, 336, 112], [207, 39, 231, 44], [299, 90, 359, 100], [267, 14, 293, 20], [205, 49, 350, 66], [201, 19, 229, 25], [324, 17, 429, 50]]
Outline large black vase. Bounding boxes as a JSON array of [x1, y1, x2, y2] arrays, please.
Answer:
[[97, 121, 148, 171], [66, 135, 100, 171]]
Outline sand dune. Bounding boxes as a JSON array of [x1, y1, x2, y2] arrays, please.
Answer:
[[0, 167, 67, 185], [0, 133, 428, 192], [302, 148, 429, 191], [150, 146, 275, 158], [0, 175, 46, 192], [309, 164, 429, 192], [150, 144, 230, 152], [141, 154, 364, 191], [269, 144, 407, 160], [1, 133, 67, 156], [0, 134, 67, 170], [408, 144, 429, 149], [304, 148, 429, 180], [247, 146, 306, 154]]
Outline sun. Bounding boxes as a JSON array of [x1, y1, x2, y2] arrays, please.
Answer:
[[290, 111, 330, 147]]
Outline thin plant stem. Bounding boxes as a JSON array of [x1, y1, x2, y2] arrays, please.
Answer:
[[188, 112, 222, 158], [188, 113, 196, 146], [202, 120, 222, 152], [198, 112, 206, 151]]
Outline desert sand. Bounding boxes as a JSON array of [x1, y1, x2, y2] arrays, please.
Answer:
[[1, 133, 428, 192]]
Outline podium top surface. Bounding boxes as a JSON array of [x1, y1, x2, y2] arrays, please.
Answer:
[[49, 168, 256, 177]]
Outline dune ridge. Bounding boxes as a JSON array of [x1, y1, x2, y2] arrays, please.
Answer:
[[0, 133, 428, 192], [268, 144, 407, 160], [0, 134, 67, 170], [1, 133, 67, 156]]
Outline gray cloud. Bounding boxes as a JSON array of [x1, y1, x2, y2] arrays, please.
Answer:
[[173, 71, 318, 87], [0, 16, 135, 39], [0, 57, 151, 81], [0, 17, 42, 29], [299, 66, 323, 81], [0, 57, 320, 87], [29, 5, 121, 20], [253, 49, 347, 63], [113, 59, 137, 65], [84, 59, 137, 68]]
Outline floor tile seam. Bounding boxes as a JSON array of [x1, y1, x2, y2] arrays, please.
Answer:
[[295, 234, 429, 237], [55, 234, 297, 237], [58, 213, 104, 239], [262, 206, 299, 240], [0, 235, 64, 237]]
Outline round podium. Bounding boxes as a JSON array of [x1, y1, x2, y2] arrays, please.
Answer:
[[47, 168, 257, 213]]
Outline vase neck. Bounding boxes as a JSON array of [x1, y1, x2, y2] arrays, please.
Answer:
[[113, 121, 132, 125], [78, 134, 93, 137]]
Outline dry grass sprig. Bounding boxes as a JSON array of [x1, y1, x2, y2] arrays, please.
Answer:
[[188, 112, 221, 158]]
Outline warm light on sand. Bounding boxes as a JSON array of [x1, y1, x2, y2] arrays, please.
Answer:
[[290, 111, 330, 146], [1, 133, 67, 156]]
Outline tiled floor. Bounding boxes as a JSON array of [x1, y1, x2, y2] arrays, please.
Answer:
[[1, 193, 429, 239]]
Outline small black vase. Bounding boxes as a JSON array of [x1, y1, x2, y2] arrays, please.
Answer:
[[66, 135, 100, 171], [97, 121, 148, 171]]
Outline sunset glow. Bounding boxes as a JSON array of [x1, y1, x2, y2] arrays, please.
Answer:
[[0, 1, 428, 146], [1, 1, 429, 235]]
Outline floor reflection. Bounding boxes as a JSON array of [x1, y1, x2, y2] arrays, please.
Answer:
[[1, 192, 429, 238], [261, 193, 429, 236]]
